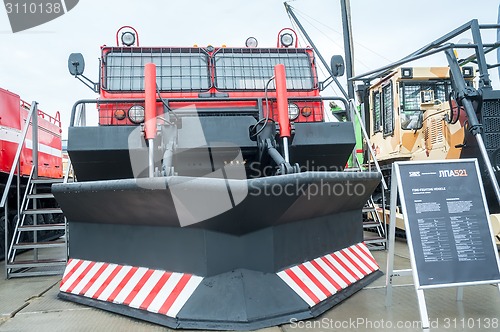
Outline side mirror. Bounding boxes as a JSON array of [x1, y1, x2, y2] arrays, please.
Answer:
[[68, 53, 85, 76], [330, 55, 345, 77], [67, 53, 99, 93]]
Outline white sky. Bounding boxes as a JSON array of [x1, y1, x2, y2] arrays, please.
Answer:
[[0, 0, 499, 137]]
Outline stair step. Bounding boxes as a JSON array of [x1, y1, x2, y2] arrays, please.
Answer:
[[18, 223, 66, 231], [364, 236, 387, 244], [8, 270, 64, 278], [13, 240, 66, 250], [31, 178, 64, 184], [344, 168, 362, 172], [366, 242, 387, 251], [363, 221, 382, 228], [23, 208, 63, 215], [27, 193, 55, 199], [363, 207, 376, 213], [6, 259, 66, 269]]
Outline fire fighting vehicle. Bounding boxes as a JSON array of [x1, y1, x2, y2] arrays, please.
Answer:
[[0, 87, 63, 261], [53, 26, 382, 329]]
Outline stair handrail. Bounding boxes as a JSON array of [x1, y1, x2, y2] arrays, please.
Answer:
[[63, 157, 73, 184], [7, 166, 35, 264], [20, 167, 35, 213], [349, 99, 388, 190], [0, 102, 38, 208]]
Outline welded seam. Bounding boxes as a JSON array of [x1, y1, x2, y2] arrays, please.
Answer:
[[9, 303, 30, 318], [39, 280, 62, 297], [0, 316, 9, 327], [25, 280, 60, 302], [14, 307, 92, 315], [8, 279, 62, 319]]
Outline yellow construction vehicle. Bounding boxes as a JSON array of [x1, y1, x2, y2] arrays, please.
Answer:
[[354, 32, 500, 246]]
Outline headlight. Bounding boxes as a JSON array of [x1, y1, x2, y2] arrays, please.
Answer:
[[114, 109, 126, 120], [128, 105, 145, 123], [121, 31, 136, 46], [245, 37, 258, 48], [288, 103, 300, 120], [301, 106, 312, 117], [280, 33, 294, 47]]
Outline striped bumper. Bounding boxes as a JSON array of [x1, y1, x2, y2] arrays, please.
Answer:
[[59, 242, 379, 327], [59, 259, 203, 318], [277, 242, 379, 306]]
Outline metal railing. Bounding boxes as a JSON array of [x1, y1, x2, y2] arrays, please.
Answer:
[[347, 99, 388, 248], [20, 99, 61, 127], [69, 96, 350, 127], [6, 166, 35, 265], [1, 102, 38, 277], [0, 102, 38, 208], [349, 99, 388, 190]]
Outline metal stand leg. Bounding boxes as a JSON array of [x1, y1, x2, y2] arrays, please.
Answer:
[[417, 289, 430, 330], [456, 287, 464, 301], [385, 164, 399, 307], [4, 201, 8, 279], [32, 104, 39, 261]]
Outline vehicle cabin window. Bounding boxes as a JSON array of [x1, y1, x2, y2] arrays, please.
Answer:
[[214, 49, 314, 90], [372, 91, 382, 133], [400, 110, 423, 130], [399, 81, 452, 131], [382, 83, 394, 136], [104, 48, 211, 91], [401, 81, 451, 110]]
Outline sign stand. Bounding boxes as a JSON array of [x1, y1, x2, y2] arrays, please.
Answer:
[[385, 159, 500, 330]]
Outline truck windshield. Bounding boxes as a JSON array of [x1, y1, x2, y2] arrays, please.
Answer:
[[103, 48, 315, 92], [214, 49, 314, 90], [104, 48, 210, 91], [401, 81, 450, 110]]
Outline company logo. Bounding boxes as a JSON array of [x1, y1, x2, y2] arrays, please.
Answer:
[[438, 169, 468, 177], [4, 0, 79, 32], [409, 171, 421, 177]]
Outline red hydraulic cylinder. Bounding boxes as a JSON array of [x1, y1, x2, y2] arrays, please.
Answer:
[[274, 64, 290, 138], [144, 63, 157, 140]]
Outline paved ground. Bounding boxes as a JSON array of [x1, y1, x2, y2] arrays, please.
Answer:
[[1, 239, 499, 331]]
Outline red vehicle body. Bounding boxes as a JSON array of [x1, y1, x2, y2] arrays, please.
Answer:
[[0, 88, 63, 179], [67, 38, 351, 182], [0, 87, 63, 261]]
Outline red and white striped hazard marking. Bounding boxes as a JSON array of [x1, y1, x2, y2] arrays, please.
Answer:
[[277, 242, 379, 307], [60, 259, 203, 318]]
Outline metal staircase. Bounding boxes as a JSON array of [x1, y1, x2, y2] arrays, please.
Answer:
[[347, 100, 387, 250], [362, 195, 387, 250], [6, 176, 67, 277], [1, 101, 67, 278]]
